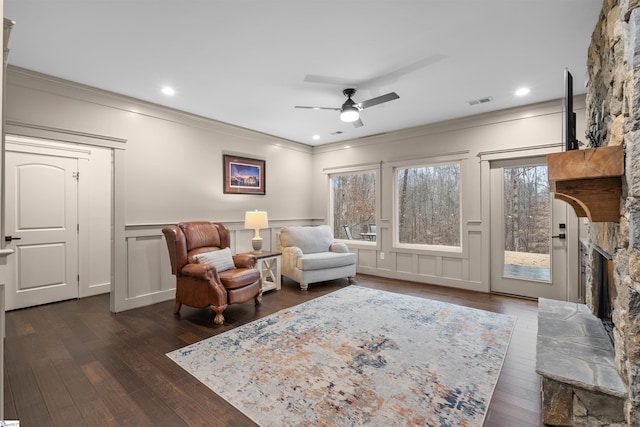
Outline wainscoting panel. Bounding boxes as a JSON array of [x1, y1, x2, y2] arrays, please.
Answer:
[[417, 255, 437, 276], [468, 230, 483, 282], [442, 257, 463, 280], [349, 225, 487, 293], [356, 249, 377, 268], [119, 228, 174, 311], [126, 234, 174, 299], [396, 253, 415, 273]]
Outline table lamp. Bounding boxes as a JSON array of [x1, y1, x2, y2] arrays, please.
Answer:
[[244, 210, 269, 253]]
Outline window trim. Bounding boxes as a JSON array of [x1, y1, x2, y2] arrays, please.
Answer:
[[392, 158, 463, 253], [327, 164, 380, 248]]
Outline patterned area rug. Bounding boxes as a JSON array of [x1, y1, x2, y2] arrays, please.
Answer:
[[167, 286, 515, 426]]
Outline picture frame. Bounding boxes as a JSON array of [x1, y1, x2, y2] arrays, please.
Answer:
[[223, 155, 266, 195]]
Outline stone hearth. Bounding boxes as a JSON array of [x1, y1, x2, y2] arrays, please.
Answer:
[[537, 298, 626, 426]]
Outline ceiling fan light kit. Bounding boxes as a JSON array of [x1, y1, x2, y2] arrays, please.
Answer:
[[340, 106, 360, 122], [295, 87, 399, 128], [339, 88, 360, 122]]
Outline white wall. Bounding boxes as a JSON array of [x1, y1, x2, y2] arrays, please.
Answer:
[[3, 66, 587, 310]]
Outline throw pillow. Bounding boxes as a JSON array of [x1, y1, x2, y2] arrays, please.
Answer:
[[194, 248, 235, 272]]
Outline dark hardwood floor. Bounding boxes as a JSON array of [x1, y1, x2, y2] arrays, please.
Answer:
[[3, 275, 544, 426]]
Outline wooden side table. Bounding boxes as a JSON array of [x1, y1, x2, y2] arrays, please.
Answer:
[[238, 251, 282, 292]]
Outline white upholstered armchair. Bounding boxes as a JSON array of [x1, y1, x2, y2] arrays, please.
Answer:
[[277, 225, 356, 290]]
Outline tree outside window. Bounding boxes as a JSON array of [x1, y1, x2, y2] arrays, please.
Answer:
[[396, 163, 460, 247], [331, 171, 376, 241], [503, 165, 550, 256]]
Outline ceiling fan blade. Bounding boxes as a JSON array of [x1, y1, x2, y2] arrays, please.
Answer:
[[358, 92, 399, 109], [353, 118, 364, 128], [294, 105, 340, 111]]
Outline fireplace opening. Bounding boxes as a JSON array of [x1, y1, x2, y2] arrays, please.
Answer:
[[592, 244, 616, 346]]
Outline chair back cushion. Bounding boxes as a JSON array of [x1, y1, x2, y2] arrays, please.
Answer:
[[279, 225, 333, 254], [180, 222, 224, 251]]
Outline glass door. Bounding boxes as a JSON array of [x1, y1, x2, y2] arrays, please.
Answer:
[[490, 157, 568, 300]]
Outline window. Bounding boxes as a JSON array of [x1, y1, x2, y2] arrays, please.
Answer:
[[502, 164, 550, 280], [331, 171, 377, 242], [396, 162, 461, 248]]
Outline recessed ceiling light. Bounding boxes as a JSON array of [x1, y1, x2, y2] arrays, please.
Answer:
[[161, 86, 176, 96], [312, 134, 320, 140], [515, 87, 530, 97]]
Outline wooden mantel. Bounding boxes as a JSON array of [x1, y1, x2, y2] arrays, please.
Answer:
[[547, 145, 624, 222]]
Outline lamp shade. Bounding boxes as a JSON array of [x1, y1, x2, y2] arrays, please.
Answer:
[[244, 210, 269, 230]]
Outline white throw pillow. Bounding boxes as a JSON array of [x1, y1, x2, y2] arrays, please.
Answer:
[[194, 248, 235, 272]]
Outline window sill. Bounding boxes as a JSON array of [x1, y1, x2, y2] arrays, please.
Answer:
[[392, 244, 463, 258]]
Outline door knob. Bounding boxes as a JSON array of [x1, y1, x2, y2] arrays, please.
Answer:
[[551, 233, 566, 239], [5, 235, 21, 242]]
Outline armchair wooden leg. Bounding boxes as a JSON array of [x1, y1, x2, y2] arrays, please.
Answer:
[[300, 282, 308, 290], [348, 276, 355, 283], [174, 301, 182, 314], [211, 304, 227, 325], [255, 291, 263, 305]]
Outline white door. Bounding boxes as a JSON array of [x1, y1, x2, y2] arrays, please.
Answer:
[[4, 151, 79, 310], [490, 157, 569, 300]]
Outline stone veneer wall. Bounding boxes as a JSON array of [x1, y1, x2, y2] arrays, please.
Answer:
[[586, 1, 640, 425]]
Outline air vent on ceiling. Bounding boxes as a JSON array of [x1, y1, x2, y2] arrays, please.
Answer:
[[468, 96, 493, 106]]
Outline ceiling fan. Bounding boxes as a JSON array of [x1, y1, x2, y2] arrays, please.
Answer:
[[295, 88, 399, 128]]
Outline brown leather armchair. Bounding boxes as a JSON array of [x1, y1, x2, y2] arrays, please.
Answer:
[[162, 221, 262, 325]]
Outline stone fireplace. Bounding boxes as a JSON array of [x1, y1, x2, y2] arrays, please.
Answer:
[[563, 1, 640, 425], [537, 1, 640, 425]]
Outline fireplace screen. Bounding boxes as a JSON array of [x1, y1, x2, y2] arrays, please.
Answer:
[[592, 244, 616, 345]]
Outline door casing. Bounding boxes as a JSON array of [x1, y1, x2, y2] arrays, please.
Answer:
[[4, 135, 113, 309]]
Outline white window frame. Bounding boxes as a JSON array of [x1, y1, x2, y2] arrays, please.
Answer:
[[391, 154, 465, 254], [324, 163, 381, 248]]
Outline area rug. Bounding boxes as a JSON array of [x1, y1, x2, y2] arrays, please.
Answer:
[[167, 286, 515, 426]]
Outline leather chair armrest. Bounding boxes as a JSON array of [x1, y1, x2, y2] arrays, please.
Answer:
[[182, 263, 221, 282], [233, 254, 257, 269], [330, 242, 350, 253]]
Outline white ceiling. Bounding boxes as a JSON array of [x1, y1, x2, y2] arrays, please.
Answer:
[[4, 1, 602, 146]]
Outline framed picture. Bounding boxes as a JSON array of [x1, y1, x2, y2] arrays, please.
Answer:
[[223, 155, 266, 195]]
